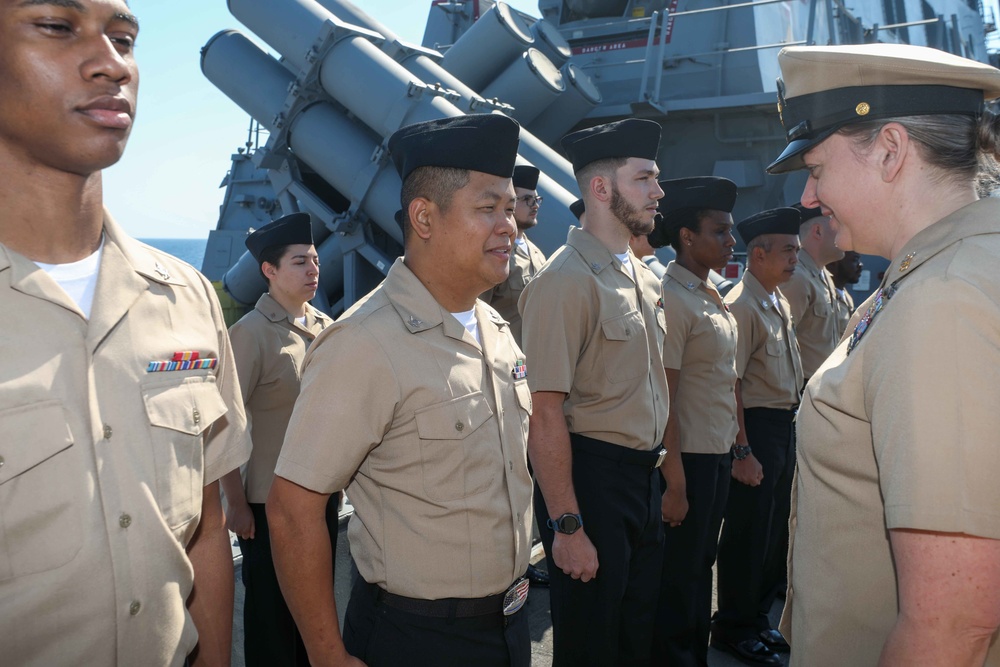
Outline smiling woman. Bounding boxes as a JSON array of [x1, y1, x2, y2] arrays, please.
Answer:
[[767, 43, 1000, 667]]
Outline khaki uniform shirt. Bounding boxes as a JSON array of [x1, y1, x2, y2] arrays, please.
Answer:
[[484, 234, 546, 345], [519, 227, 669, 450], [831, 285, 855, 339], [661, 262, 739, 455], [725, 271, 803, 410], [782, 251, 840, 378], [229, 293, 331, 503], [275, 259, 532, 600], [0, 213, 250, 666], [783, 198, 1000, 666]]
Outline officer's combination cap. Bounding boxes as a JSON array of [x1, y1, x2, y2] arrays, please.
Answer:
[[768, 43, 1000, 174], [793, 203, 825, 223], [570, 199, 585, 220], [246, 212, 313, 262], [513, 165, 540, 190], [735, 208, 801, 245], [561, 118, 661, 173], [388, 114, 521, 183]]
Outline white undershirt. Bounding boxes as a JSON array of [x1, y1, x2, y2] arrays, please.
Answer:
[[770, 292, 780, 309], [296, 315, 307, 326], [514, 236, 527, 250], [35, 239, 104, 319], [615, 251, 635, 280], [451, 307, 480, 344]]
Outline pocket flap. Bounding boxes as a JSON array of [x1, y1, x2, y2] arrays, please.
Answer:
[[142, 377, 228, 436], [601, 311, 641, 342], [765, 339, 786, 357], [414, 392, 493, 441], [514, 381, 533, 415], [0, 401, 73, 484]]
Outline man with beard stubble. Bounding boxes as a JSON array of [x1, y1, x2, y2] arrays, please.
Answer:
[[518, 118, 670, 666]]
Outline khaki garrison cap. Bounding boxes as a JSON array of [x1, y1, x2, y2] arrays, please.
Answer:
[[767, 44, 1000, 174]]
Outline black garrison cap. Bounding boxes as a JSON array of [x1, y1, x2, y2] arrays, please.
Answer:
[[735, 208, 801, 245], [388, 114, 520, 183], [793, 203, 825, 223], [512, 165, 540, 190], [570, 199, 585, 220], [658, 177, 737, 218], [245, 213, 313, 262], [561, 118, 661, 173]]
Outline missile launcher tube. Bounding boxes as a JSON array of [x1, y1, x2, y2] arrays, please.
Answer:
[[438, 2, 535, 92], [529, 18, 572, 67], [481, 48, 566, 125], [527, 62, 603, 145], [229, 0, 581, 194]]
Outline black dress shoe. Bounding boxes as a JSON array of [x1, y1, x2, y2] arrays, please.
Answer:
[[525, 564, 549, 587], [758, 628, 790, 653], [710, 636, 782, 666]]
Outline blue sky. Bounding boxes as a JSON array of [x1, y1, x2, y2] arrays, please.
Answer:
[[109, 0, 539, 239]]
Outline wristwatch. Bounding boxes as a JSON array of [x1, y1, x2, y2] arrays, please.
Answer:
[[732, 444, 752, 461], [547, 513, 584, 534]]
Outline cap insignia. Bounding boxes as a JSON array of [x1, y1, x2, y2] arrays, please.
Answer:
[[855, 102, 871, 116]]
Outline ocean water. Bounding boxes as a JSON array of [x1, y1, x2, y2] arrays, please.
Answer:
[[141, 238, 209, 271]]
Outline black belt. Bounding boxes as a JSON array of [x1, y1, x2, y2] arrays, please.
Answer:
[[375, 577, 528, 618], [570, 433, 666, 469], [744, 406, 799, 422]]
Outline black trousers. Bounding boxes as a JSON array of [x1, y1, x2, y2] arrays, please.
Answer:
[[652, 451, 732, 667], [237, 495, 340, 667], [342, 577, 530, 667], [714, 408, 796, 640], [538, 434, 664, 667]]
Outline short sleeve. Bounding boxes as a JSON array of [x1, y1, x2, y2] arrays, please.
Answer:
[[518, 267, 591, 394], [660, 287, 694, 370], [275, 322, 399, 494], [868, 275, 1000, 539], [200, 276, 251, 485], [228, 317, 262, 407], [727, 299, 755, 379], [782, 271, 810, 324]]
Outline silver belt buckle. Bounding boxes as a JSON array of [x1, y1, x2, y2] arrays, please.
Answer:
[[654, 448, 667, 468], [502, 577, 529, 616]]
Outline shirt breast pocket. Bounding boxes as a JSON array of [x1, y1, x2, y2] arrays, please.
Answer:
[[414, 392, 495, 502], [0, 400, 82, 582], [142, 376, 228, 539], [601, 310, 648, 383]]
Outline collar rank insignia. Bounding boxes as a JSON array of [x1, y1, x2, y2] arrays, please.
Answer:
[[512, 359, 527, 380], [847, 283, 897, 355], [153, 261, 170, 280]]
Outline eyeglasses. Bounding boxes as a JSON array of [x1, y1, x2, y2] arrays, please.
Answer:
[[517, 195, 543, 207]]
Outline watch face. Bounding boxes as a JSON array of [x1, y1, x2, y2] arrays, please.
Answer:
[[560, 514, 581, 533]]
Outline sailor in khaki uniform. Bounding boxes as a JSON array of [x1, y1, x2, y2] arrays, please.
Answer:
[[768, 44, 1000, 666], [483, 165, 547, 345], [0, 2, 250, 665], [218, 214, 334, 667], [267, 115, 533, 667], [826, 250, 862, 337], [781, 204, 844, 379], [519, 118, 669, 666], [713, 208, 803, 666], [648, 177, 740, 667]]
